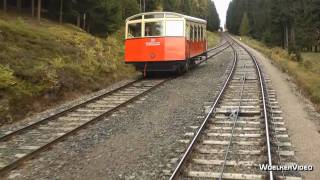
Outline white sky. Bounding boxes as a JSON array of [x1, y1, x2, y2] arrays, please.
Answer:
[[213, 0, 232, 27]]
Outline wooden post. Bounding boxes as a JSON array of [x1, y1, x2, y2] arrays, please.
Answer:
[[59, 0, 63, 24], [3, 0, 7, 12], [37, 0, 41, 22], [31, 0, 35, 17]]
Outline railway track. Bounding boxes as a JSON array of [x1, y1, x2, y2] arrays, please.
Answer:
[[167, 35, 302, 180], [0, 78, 167, 175], [0, 40, 230, 175], [207, 41, 230, 58], [195, 41, 230, 65]]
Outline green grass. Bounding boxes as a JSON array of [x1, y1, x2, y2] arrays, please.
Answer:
[[239, 36, 320, 111], [0, 12, 137, 124], [207, 31, 220, 48]]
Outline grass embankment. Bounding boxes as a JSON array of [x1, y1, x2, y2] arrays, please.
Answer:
[[207, 31, 220, 48], [240, 36, 320, 111], [0, 13, 137, 124]]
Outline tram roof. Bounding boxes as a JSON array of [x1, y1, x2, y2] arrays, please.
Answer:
[[126, 12, 207, 24]]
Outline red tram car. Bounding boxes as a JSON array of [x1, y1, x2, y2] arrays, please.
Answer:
[[124, 12, 207, 73]]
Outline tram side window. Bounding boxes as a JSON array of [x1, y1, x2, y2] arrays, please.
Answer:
[[145, 21, 163, 36], [186, 25, 190, 40], [190, 26, 194, 41], [200, 27, 203, 41], [195, 26, 198, 41], [128, 23, 141, 38], [198, 26, 200, 41]]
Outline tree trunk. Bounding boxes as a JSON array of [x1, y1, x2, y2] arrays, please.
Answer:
[[17, 0, 22, 12], [291, 27, 296, 50], [3, 0, 7, 12], [31, 0, 34, 17], [59, 0, 63, 24], [87, 24, 90, 33], [76, 15, 80, 27], [83, 13, 86, 30], [37, 0, 41, 22], [284, 24, 289, 50]]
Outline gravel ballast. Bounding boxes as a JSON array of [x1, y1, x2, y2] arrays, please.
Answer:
[[5, 48, 234, 180], [237, 39, 320, 180]]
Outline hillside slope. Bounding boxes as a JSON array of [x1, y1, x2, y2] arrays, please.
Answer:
[[0, 13, 137, 124], [207, 31, 220, 48]]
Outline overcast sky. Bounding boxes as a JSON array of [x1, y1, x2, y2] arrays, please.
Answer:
[[213, 0, 232, 27]]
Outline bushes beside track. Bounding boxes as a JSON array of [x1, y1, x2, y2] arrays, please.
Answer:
[[239, 36, 320, 111], [0, 13, 137, 124]]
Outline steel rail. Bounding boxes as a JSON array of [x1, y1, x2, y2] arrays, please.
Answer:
[[0, 39, 229, 143], [196, 42, 231, 66], [207, 44, 231, 59], [0, 40, 231, 176], [219, 62, 247, 180], [267, 80, 285, 178], [207, 41, 229, 52], [0, 78, 142, 142], [169, 38, 238, 180], [229, 35, 274, 180], [0, 78, 168, 176]]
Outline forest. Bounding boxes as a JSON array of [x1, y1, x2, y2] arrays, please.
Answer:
[[226, 0, 320, 53], [0, 0, 220, 122], [0, 0, 220, 35]]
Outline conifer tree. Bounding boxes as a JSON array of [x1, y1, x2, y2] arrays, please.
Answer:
[[239, 12, 250, 36]]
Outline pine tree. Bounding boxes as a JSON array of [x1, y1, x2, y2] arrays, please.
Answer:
[[5, 0, 221, 35], [239, 12, 250, 36], [206, 0, 220, 31]]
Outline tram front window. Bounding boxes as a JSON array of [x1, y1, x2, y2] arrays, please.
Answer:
[[128, 23, 142, 38], [144, 21, 163, 37], [165, 20, 184, 36]]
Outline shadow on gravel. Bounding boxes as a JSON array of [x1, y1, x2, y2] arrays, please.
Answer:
[[142, 71, 179, 79], [142, 63, 207, 79]]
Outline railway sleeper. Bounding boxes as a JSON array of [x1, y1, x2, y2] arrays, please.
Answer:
[[57, 117, 92, 123], [205, 132, 263, 138], [202, 140, 263, 146], [67, 113, 100, 118], [207, 126, 263, 131], [221, 101, 260, 106], [75, 109, 107, 114], [185, 171, 265, 180], [211, 120, 263, 125], [219, 105, 261, 109], [214, 109, 261, 116], [195, 147, 262, 155], [221, 98, 261, 102]]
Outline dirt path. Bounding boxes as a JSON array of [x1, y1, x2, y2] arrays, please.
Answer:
[[238, 39, 320, 180]]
